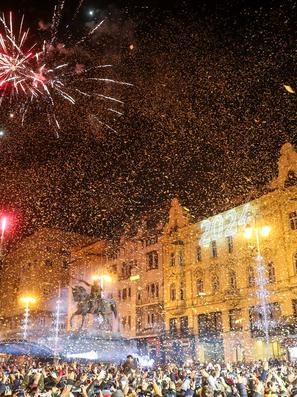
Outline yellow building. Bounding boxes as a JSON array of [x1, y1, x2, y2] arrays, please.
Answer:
[[162, 181, 297, 362]]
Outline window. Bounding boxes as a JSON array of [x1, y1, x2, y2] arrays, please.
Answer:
[[118, 290, 121, 300], [128, 287, 131, 298], [62, 259, 68, 269], [169, 318, 177, 335], [289, 211, 297, 230], [137, 292, 141, 303], [180, 287, 185, 300], [45, 259, 53, 267], [121, 262, 132, 279], [294, 253, 297, 274], [147, 251, 158, 270], [247, 266, 255, 287], [180, 316, 189, 336], [229, 270, 237, 290], [211, 274, 220, 293], [229, 309, 243, 331], [146, 236, 158, 246], [226, 236, 233, 254], [155, 284, 159, 298], [197, 279, 204, 295], [211, 241, 217, 258], [178, 252, 184, 266], [267, 262, 276, 283], [198, 312, 222, 338], [122, 288, 127, 300], [196, 246, 202, 262], [170, 284, 176, 301], [128, 316, 131, 330], [170, 253, 175, 266], [293, 299, 297, 316]]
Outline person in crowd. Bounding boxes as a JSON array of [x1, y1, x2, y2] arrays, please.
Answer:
[[0, 358, 295, 397]]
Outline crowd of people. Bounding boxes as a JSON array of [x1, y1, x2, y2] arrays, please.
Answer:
[[0, 355, 296, 397]]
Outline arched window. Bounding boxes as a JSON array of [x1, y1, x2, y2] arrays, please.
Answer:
[[211, 274, 220, 293], [267, 262, 276, 283], [294, 253, 297, 274], [197, 279, 204, 295], [170, 284, 176, 301], [229, 270, 237, 290], [247, 266, 255, 287]]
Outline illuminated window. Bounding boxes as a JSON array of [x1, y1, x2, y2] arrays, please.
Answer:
[[211, 274, 220, 293], [170, 284, 176, 301], [247, 266, 255, 287], [226, 236, 233, 254], [229, 270, 237, 289], [289, 211, 297, 230], [197, 279, 204, 295], [170, 253, 175, 266], [211, 241, 217, 258], [267, 262, 276, 283], [196, 246, 202, 262]]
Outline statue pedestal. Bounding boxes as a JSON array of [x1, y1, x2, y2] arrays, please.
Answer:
[[60, 330, 138, 362]]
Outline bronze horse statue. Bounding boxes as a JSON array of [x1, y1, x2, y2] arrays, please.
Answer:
[[70, 285, 117, 330]]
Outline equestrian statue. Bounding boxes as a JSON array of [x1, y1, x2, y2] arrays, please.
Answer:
[[70, 277, 117, 330]]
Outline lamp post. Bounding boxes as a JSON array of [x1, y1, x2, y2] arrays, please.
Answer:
[[244, 223, 271, 359], [0, 216, 7, 258], [20, 296, 36, 340]]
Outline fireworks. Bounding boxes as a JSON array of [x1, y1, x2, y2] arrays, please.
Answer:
[[0, 2, 131, 136]]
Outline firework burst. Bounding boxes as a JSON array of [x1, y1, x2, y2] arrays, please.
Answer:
[[0, 2, 131, 136]]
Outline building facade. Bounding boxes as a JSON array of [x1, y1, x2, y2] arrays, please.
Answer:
[[162, 185, 297, 362], [0, 228, 92, 340], [68, 219, 165, 360]]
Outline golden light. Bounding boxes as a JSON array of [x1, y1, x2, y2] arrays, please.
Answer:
[[244, 226, 253, 239], [130, 275, 140, 281], [92, 274, 112, 282], [198, 292, 206, 296], [20, 296, 36, 305], [261, 226, 271, 237]]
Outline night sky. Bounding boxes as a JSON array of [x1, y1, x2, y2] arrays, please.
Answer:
[[0, 0, 296, 243]]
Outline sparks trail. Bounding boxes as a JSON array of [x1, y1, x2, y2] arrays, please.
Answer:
[[0, 4, 131, 135]]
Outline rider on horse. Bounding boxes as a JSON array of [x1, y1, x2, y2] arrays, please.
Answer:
[[79, 278, 103, 314]]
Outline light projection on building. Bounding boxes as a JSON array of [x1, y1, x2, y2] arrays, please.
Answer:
[[199, 203, 251, 245]]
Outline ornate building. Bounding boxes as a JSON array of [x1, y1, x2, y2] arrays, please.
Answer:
[[68, 216, 165, 360], [162, 143, 297, 362]]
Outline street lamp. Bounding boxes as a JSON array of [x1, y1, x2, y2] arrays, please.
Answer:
[[20, 296, 36, 340], [0, 216, 7, 257], [244, 223, 271, 358]]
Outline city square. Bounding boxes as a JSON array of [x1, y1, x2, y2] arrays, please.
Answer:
[[0, 0, 296, 396]]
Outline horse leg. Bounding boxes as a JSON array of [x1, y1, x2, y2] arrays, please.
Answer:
[[70, 312, 76, 329], [80, 314, 86, 330]]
